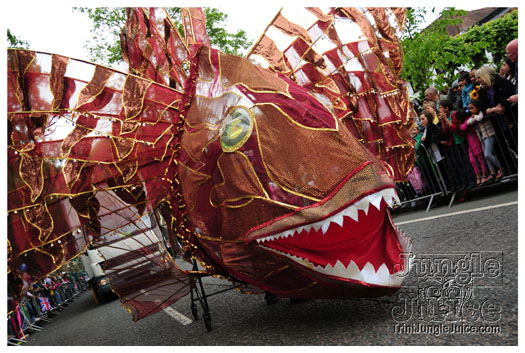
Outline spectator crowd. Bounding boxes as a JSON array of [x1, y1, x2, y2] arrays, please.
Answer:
[[402, 38, 518, 207], [6, 32, 519, 344], [7, 269, 90, 345]]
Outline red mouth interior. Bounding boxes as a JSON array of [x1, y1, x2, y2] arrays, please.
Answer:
[[259, 199, 404, 274]]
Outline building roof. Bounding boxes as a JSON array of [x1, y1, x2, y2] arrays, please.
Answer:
[[427, 8, 516, 36]]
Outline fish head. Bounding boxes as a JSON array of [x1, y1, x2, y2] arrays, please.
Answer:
[[178, 47, 411, 297]]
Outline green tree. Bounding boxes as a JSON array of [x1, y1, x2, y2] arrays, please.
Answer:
[[403, 8, 431, 40], [451, 10, 518, 67], [74, 7, 252, 66], [7, 29, 29, 49], [73, 8, 126, 65], [401, 8, 466, 97], [402, 8, 518, 100]]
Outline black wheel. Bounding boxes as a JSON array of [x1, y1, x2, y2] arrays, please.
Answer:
[[264, 292, 279, 305], [191, 303, 198, 320], [289, 298, 309, 304], [203, 312, 212, 331], [90, 285, 100, 304]]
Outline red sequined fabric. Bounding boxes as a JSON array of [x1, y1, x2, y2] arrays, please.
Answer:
[[7, 7, 414, 321], [247, 7, 415, 181]]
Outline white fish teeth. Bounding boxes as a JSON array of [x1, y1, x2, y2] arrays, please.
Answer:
[[369, 193, 383, 210], [332, 214, 345, 228], [380, 188, 399, 207], [255, 188, 399, 244], [343, 206, 359, 222], [261, 243, 409, 287], [355, 197, 370, 215], [255, 187, 412, 287], [360, 262, 378, 280], [312, 223, 323, 232], [331, 260, 345, 278], [398, 228, 412, 254], [376, 263, 391, 280], [394, 193, 401, 204]]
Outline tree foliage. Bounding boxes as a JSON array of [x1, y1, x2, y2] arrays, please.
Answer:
[[403, 8, 431, 40], [7, 29, 29, 49], [401, 8, 467, 96], [402, 9, 518, 99], [73, 8, 126, 65], [74, 7, 252, 66]]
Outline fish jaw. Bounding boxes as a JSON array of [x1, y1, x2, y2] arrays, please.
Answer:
[[249, 186, 412, 288]]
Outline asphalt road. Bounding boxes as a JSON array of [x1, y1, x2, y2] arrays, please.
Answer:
[[24, 183, 518, 346]]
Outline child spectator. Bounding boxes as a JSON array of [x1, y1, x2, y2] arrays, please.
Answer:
[[420, 111, 441, 159], [52, 277, 62, 305], [42, 280, 58, 308], [422, 100, 439, 124], [468, 99, 504, 182], [420, 109, 461, 193], [407, 123, 425, 196], [456, 109, 488, 185], [438, 99, 475, 191]]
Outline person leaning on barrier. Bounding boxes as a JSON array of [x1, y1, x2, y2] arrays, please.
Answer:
[[476, 65, 518, 173], [506, 38, 518, 103], [476, 65, 515, 116], [420, 111, 445, 167], [439, 99, 476, 191], [410, 120, 441, 196], [505, 38, 518, 158], [435, 101, 453, 158], [406, 123, 425, 196], [434, 100, 460, 191], [420, 111, 439, 153]]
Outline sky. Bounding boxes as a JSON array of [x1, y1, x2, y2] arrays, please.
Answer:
[[4, 1, 282, 60], [4, 0, 504, 63]]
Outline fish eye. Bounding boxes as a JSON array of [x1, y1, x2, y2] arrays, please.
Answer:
[[219, 106, 254, 152]]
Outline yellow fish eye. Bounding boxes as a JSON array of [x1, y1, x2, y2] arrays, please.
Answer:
[[220, 106, 254, 152], [227, 118, 244, 139]]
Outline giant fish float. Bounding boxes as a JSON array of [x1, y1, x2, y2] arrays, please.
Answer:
[[7, 7, 415, 329]]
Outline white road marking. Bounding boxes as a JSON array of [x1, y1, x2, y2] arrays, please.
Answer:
[[163, 306, 193, 325], [395, 201, 518, 225]]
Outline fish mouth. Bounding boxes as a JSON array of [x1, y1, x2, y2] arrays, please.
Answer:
[[249, 187, 412, 287]]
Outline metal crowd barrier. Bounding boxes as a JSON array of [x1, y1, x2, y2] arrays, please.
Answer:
[[395, 105, 518, 212], [7, 282, 88, 345], [396, 144, 446, 212]]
